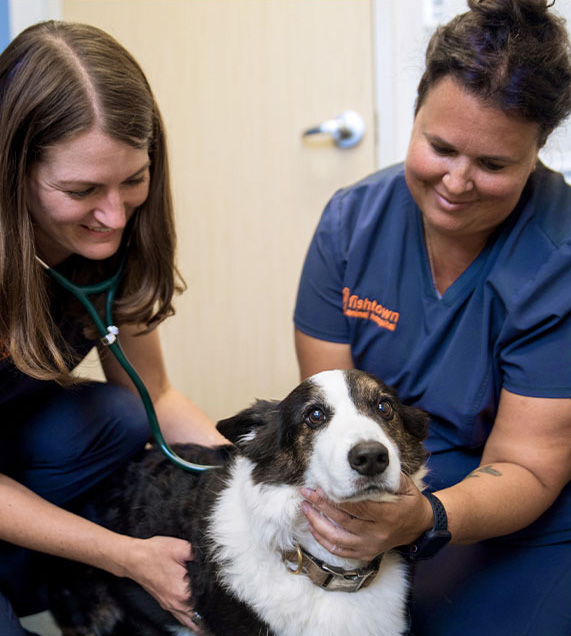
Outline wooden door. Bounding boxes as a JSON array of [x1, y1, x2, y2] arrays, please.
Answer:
[[63, 0, 376, 420]]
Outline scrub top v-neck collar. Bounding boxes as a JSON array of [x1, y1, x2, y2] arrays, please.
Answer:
[[413, 197, 525, 307]]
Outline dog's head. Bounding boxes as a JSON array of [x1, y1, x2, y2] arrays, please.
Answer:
[[217, 369, 428, 502]]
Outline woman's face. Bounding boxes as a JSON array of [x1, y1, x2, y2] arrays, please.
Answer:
[[27, 128, 150, 266], [405, 77, 540, 243]]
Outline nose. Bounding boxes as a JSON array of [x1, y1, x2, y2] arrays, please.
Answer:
[[349, 442, 389, 476], [442, 159, 474, 195], [93, 190, 127, 229]]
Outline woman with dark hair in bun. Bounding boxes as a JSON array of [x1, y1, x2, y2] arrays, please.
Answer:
[[295, 1, 571, 633]]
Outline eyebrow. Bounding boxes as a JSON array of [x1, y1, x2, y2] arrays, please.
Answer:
[[56, 160, 151, 187], [427, 134, 518, 165]]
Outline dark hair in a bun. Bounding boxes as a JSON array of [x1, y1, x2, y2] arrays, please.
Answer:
[[415, 0, 571, 146]]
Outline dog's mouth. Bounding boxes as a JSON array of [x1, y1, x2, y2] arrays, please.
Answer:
[[362, 483, 391, 494], [357, 473, 397, 491], [355, 483, 397, 500], [326, 478, 398, 503]]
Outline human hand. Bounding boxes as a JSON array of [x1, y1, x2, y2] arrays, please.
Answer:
[[299, 475, 434, 562], [123, 535, 211, 635]]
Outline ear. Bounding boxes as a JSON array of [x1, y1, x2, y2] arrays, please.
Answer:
[[402, 404, 429, 441], [216, 399, 279, 446]]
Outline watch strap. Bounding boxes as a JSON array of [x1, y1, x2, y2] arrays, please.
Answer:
[[402, 491, 451, 561], [423, 491, 448, 531]]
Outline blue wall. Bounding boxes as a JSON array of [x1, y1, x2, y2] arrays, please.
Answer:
[[0, 0, 9, 51]]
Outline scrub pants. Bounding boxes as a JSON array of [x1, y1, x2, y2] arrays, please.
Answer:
[[409, 539, 571, 635], [407, 446, 571, 636], [0, 382, 149, 636]]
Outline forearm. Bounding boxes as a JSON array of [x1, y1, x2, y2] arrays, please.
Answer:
[[1, 474, 198, 629], [154, 386, 228, 446], [0, 474, 133, 577], [436, 461, 563, 544], [100, 326, 227, 447], [295, 329, 354, 380]]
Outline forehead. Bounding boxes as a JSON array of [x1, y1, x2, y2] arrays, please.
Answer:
[[35, 128, 149, 181], [415, 77, 539, 159]]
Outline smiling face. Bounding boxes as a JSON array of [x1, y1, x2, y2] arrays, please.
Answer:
[[405, 77, 540, 245], [26, 128, 150, 266]]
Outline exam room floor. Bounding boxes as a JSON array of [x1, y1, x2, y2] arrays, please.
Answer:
[[20, 611, 62, 635]]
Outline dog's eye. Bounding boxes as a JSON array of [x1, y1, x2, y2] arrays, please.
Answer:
[[306, 408, 327, 428], [378, 399, 394, 420]]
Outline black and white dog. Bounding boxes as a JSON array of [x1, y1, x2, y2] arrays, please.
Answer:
[[51, 369, 428, 636]]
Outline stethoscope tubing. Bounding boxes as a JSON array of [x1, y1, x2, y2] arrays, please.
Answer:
[[36, 254, 216, 473]]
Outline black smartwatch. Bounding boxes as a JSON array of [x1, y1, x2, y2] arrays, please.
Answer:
[[405, 492, 451, 561]]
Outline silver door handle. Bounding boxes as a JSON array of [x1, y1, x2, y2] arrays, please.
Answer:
[[302, 110, 365, 148]]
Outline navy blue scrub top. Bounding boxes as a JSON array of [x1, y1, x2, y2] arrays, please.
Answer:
[[295, 162, 571, 544]]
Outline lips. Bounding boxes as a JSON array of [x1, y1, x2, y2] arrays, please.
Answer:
[[82, 225, 115, 233], [433, 189, 477, 210]]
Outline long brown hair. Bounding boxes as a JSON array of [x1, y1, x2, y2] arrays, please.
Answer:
[[415, 0, 571, 147], [0, 21, 184, 384]]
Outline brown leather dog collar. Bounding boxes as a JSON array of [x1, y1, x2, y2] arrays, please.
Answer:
[[283, 545, 382, 592]]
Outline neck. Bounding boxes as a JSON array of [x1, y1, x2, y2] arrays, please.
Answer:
[[424, 227, 487, 295]]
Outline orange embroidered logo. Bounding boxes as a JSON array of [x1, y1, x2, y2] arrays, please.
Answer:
[[342, 287, 400, 332]]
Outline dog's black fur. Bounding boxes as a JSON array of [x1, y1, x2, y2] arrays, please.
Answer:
[[50, 443, 267, 636]]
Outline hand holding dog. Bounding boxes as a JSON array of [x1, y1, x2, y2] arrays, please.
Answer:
[[122, 535, 211, 635], [300, 475, 434, 563]]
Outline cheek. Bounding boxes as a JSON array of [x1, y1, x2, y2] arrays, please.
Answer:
[[405, 143, 443, 189], [28, 192, 85, 227], [26, 183, 49, 224], [477, 175, 526, 221], [475, 173, 529, 208], [393, 432, 427, 475], [128, 181, 151, 209]]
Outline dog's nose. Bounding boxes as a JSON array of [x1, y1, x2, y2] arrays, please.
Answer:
[[348, 442, 389, 476]]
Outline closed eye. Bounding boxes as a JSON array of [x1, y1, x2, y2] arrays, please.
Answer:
[[430, 142, 454, 156], [64, 175, 147, 199], [123, 175, 147, 187], [65, 187, 95, 199], [431, 142, 507, 172], [479, 158, 506, 172]]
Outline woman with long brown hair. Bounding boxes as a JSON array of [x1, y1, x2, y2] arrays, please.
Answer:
[[0, 21, 222, 635]]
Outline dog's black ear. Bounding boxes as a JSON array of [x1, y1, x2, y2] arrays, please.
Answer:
[[402, 404, 429, 441], [216, 399, 279, 446]]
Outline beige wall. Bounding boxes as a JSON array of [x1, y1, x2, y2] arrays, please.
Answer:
[[63, 0, 377, 420]]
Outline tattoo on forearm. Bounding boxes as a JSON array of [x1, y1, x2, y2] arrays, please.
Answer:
[[464, 465, 503, 480]]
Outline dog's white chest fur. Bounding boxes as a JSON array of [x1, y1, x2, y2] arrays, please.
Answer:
[[208, 459, 408, 636]]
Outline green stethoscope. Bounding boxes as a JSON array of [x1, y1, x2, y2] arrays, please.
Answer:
[[35, 251, 216, 473]]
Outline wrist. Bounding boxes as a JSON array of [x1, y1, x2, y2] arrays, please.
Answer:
[[402, 492, 451, 561], [419, 490, 437, 534], [104, 534, 142, 579]]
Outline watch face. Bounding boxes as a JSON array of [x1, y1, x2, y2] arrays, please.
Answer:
[[408, 529, 451, 560]]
